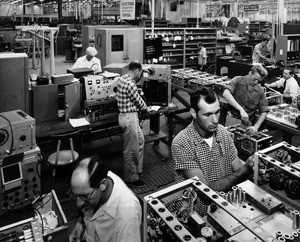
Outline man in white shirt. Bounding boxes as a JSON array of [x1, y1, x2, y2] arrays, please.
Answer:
[[265, 68, 300, 102], [68, 155, 142, 242], [72, 47, 102, 73], [197, 42, 207, 71]]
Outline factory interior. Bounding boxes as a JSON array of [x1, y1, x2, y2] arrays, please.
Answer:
[[1, 0, 300, 241]]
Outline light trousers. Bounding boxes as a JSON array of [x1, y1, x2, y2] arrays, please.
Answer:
[[118, 112, 144, 182]]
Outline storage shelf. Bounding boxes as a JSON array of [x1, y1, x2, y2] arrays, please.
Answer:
[[163, 49, 183, 52], [144, 27, 216, 71], [276, 34, 300, 65], [163, 54, 183, 57], [287, 50, 300, 53]]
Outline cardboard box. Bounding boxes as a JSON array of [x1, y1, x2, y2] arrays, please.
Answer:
[[0, 190, 68, 241]]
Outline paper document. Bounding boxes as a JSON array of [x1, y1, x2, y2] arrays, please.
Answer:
[[150, 106, 161, 111], [69, 118, 90, 127]]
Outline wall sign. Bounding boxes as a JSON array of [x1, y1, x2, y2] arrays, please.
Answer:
[[244, 5, 259, 12], [120, 0, 136, 20], [144, 38, 163, 59]]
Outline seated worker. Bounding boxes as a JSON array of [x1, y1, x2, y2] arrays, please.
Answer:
[[171, 88, 254, 213], [252, 37, 274, 64], [219, 65, 269, 135], [72, 47, 102, 73], [197, 42, 207, 71], [68, 155, 142, 242], [265, 68, 300, 103]]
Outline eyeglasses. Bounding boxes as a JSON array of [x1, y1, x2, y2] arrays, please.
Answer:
[[68, 181, 102, 202]]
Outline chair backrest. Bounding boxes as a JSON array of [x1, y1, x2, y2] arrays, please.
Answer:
[[50, 130, 83, 159], [220, 66, 228, 76]]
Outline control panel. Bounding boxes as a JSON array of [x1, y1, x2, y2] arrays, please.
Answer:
[[0, 147, 41, 216], [84, 72, 119, 102], [0, 110, 36, 160]]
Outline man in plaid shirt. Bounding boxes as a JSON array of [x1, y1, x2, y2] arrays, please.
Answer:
[[171, 87, 254, 213], [116, 61, 150, 188]]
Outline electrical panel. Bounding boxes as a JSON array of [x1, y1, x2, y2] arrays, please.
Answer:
[[226, 124, 272, 156], [84, 72, 119, 102], [254, 141, 300, 211], [142, 65, 171, 106], [143, 177, 296, 242]]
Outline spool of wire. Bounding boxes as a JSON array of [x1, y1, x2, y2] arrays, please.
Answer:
[[224, 193, 229, 202], [292, 232, 298, 241], [276, 230, 283, 239], [283, 234, 291, 242], [232, 186, 238, 203], [238, 187, 243, 203], [228, 191, 233, 203], [277, 236, 286, 242], [293, 210, 300, 230], [242, 190, 246, 202], [219, 191, 225, 200]]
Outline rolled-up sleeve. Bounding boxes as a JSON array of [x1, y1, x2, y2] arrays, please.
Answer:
[[225, 77, 239, 94], [258, 92, 269, 113]]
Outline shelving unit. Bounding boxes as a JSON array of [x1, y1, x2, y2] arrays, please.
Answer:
[[249, 21, 271, 35], [144, 28, 185, 69], [275, 34, 300, 65], [144, 27, 217, 72], [185, 28, 216, 70]]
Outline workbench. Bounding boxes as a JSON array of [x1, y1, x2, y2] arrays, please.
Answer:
[[35, 106, 177, 147]]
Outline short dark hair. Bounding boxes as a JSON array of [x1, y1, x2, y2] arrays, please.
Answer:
[[129, 61, 142, 71], [190, 87, 218, 113], [251, 65, 268, 79], [284, 67, 294, 75], [262, 37, 269, 42]]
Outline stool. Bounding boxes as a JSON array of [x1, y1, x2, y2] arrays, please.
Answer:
[[47, 130, 82, 190]]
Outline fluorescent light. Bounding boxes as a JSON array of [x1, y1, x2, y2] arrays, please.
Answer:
[[10, 0, 21, 4]]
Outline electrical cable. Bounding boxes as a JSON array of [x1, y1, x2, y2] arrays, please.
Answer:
[[0, 114, 14, 155], [36, 153, 43, 178], [33, 208, 44, 235]]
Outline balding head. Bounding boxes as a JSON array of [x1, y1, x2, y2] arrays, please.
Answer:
[[71, 158, 91, 192]]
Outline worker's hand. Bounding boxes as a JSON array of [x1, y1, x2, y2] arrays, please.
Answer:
[[239, 109, 249, 123], [244, 155, 255, 172], [246, 126, 258, 135], [267, 58, 275, 64], [146, 107, 152, 113], [69, 219, 86, 242]]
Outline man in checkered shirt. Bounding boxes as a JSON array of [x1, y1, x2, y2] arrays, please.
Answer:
[[116, 61, 151, 188], [171, 87, 254, 213]]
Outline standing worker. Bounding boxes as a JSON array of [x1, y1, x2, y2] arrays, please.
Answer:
[[72, 46, 102, 73], [116, 61, 151, 188], [197, 42, 207, 71], [219, 65, 269, 134]]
